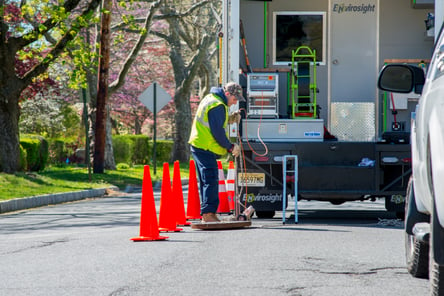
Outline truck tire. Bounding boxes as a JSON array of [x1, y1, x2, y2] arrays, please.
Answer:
[[255, 210, 275, 219], [406, 233, 429, 278], [405, 178, 429, 278], [430, 200, 444, 296]]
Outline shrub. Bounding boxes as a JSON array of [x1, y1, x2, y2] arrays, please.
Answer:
[[155, 140, 173, 163], [112, 135, 133, 164], [116, 163, 130, 169], [112, 135, 151, 165], [129, 135, 150, 165], [20, 135, 48, 171], [48, 139, 67, 164], [112, 135, 173, 165], [19, 145, 27, 171], [37, 136, 49, 170], [46, 137, 80, 165]]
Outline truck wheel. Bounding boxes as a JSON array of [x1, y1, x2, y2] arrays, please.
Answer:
[[405, 179, 429, 278], [430, 200, 444, 295], [255, 211, 275, 219], [329, 200, 345, 205]]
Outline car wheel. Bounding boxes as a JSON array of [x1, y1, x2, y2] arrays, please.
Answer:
[[405, 178, 429, 278]]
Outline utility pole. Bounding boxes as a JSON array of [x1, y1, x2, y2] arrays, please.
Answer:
[[94, 0, 112, 174]]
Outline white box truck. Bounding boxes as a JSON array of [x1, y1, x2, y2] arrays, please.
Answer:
[[221, 0, 436, 219]]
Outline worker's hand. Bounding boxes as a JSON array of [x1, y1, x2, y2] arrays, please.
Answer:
[[228, 111, 241, 124], [231, 143, 241, 157]]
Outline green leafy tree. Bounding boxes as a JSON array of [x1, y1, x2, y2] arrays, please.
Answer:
[[0, 0, 102, 173]]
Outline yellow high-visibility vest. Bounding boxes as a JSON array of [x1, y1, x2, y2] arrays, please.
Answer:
[[189, 94, 229, 156]]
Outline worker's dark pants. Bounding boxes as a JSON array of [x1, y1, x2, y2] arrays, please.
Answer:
[[190, 146, 219, 214]]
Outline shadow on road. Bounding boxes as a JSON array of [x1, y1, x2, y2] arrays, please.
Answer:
[[251, 205, 403, 230]]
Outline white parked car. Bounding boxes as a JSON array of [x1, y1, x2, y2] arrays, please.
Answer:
[[378, 24, 444, 295]]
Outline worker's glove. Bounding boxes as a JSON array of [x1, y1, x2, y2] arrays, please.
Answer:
[[228, 111, 241, 124], [231, 143, 241, 158]]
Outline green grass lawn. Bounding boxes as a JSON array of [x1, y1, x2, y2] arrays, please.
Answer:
[[0, 163, 191, 201]]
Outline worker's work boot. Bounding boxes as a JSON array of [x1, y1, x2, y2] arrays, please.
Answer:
[[202, 213, 220, 223]]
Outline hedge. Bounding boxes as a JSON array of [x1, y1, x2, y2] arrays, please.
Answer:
[[129, 135, 150, 164], [112, 135, 173, 165], [154, 140, 173, 164], [112, 135, 133, 164], [20, 135, 48, 171], [19, 145, 27, 171], [1, 134, 174, 171]]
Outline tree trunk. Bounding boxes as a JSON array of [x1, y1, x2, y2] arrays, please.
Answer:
[[170, 87, 191, 162], [87, 74, 116, 171], [135, 116, 142, 135], [93, 0, 112, 174], [0, 96, 20, 173], [104, 106, 116, 170]]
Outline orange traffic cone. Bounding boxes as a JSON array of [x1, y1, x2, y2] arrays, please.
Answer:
[[172, 161, 191, 226], [186, 159, 201, 220], [226, 161, 236, 211], [158, 163, 183, 232], [131, 165, 168, 241], [217, 160, 230, 213]]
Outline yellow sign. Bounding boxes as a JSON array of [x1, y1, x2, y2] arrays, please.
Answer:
[[237, 173, 265, 187]]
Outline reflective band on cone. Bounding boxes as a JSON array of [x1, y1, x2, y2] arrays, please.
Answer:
[[226, 161, 236, 211], [217, 160, 230, 213]]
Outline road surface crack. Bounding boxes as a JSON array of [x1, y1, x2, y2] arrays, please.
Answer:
[[4, 238, 69, 254]]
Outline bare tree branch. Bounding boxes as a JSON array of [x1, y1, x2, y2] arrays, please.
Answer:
[[111, 0, 211, 31], [108, 0, 163, 94]]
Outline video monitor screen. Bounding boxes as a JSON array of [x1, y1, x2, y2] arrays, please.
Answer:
[[273, 12, 325, 65]]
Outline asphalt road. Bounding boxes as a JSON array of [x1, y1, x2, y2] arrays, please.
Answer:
[[0, 192, 430, 296]]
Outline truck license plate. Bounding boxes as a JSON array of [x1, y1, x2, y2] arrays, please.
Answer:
[[237, 173, 265, 187]]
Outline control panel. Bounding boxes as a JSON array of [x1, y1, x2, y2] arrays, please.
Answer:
[[247, 73, 279, 118]]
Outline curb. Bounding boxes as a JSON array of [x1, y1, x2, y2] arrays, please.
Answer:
[[0, 178, 191, 214], [0, 187, 114, 214]]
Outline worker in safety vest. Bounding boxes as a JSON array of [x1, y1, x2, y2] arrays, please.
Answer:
[[188, 82, 244, 223]]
